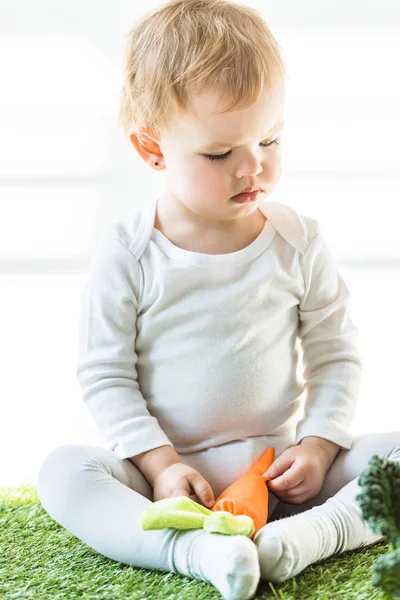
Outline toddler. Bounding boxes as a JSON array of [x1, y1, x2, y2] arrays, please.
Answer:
[[37, 1, 400, 599]]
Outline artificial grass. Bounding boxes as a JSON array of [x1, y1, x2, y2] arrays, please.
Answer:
[[0, 484, 391, 599]]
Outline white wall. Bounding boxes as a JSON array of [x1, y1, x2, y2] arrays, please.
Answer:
[[1, 0, 399, 486]]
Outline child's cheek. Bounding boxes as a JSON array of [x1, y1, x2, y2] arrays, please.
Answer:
[[199, 162, 228, 195]]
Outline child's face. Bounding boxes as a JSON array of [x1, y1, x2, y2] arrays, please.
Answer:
[[132, 77, 285, 225]]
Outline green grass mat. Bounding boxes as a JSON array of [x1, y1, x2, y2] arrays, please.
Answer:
[[0, 484, 390, 599]]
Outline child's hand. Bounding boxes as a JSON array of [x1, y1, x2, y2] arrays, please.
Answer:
[[152, 463, 215, 509], [263, 444, 330, 505]]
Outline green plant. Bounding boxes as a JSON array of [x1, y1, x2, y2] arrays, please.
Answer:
[[356, 454, 400, 598]]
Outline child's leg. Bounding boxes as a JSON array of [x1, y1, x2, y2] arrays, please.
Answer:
[[254, 431, 400, 582], [37, 444, 260, 600]]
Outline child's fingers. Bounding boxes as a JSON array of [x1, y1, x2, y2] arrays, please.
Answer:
[[263, 451, 296, 481], [272, 485, 311, 505], [188, 473, 215, 508], [267, 468, 305, 491]]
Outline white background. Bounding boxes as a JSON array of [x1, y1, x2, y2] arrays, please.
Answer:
[[1, 0, 399, 486]]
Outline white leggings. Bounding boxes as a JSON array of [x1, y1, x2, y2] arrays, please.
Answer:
[[37, 431, 400, 575]]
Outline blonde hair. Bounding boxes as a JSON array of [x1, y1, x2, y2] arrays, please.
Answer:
[[119, 0, 286, 141]]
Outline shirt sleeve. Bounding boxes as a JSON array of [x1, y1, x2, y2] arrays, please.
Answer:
[[76, 229, 174, 460], [294, 226, 362, 450]]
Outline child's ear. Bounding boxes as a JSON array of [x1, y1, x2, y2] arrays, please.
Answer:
[[129, 127, 163, 170]]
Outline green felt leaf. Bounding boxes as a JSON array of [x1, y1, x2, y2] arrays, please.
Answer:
[[141, 509, 207, 530], [204, 511, 255, 537], [140, 496, 255, 537], [140, 496, 212, 530], [143, 496, 213, 516]]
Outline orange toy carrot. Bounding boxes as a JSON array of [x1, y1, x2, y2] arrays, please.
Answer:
[[211, 446, 275, 539]]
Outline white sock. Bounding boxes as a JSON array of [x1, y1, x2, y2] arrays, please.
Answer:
[[253, 478, 383, 583], [170, 528, 260, 600]]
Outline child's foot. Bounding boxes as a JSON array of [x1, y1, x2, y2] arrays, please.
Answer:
[[171, 529, 260, 600], [253, 480, 383, 583]]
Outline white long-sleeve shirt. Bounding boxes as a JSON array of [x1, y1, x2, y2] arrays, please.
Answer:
[[76, 197, 361, 461]]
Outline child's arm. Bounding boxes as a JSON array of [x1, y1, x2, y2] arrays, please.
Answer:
[[129, 445, 183, 487], [76, 228, 174, 461], [294, 225, 361, 452]]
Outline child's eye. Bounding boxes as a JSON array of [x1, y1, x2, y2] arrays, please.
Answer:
[[204, 138, 280, 162]]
